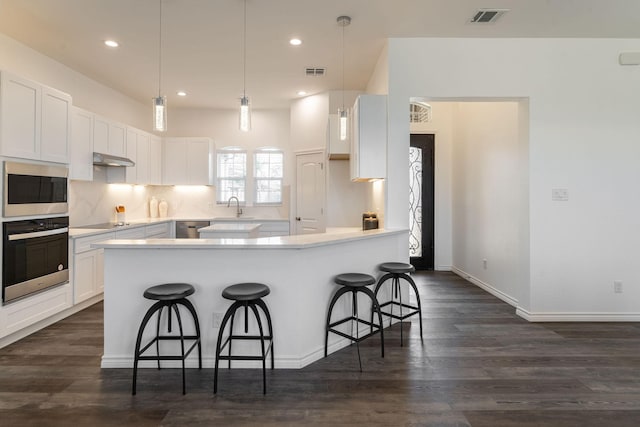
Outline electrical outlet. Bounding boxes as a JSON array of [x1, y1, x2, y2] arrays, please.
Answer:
[[614, 281, 623, 294], [483, 259, 487, 269], [213, 312, 223, 328]]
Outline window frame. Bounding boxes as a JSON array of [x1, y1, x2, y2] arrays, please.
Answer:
[[253, 148, 284, 206], [216, 147, 247, 204]]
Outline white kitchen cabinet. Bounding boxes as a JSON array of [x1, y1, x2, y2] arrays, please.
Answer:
[[145, 222, 172, 238], [327, 113, 349, 160], [350, 94, 387, 182], [135, 131, 150, 184], [148, 135, 162, 185], [93, 115, 126, 157], [163, 137, 214, 185], [71, 231, 115, 304], [115, 227, 146, 239], [0, 70, 71, 163], [70, 107, 94, 180]]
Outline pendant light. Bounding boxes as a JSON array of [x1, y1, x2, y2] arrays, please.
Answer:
[[337, 15, 351, 141], [152, 0, 167, 132], [239, 0, 251, 132]]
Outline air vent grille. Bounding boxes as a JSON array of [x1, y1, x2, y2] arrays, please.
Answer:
[[305, 67, 326, 76], [469, 9, 508, 24], [410, 102, 432, 124]]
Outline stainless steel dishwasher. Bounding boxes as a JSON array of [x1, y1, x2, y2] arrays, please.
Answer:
[[175, 221, 210, 238]]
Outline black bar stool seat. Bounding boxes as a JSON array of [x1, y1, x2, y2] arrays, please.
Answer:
[[372, 262, 423, 346], [214, 283, 274, 395], [325, 273, 384, 371], [132, 283, 202, 395]]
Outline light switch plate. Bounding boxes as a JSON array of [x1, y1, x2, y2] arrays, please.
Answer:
[[552, 188, 569, 201]]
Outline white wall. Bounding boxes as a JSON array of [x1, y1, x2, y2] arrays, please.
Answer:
[[386, 37, 640, 319], [451, 102, 523, 303]]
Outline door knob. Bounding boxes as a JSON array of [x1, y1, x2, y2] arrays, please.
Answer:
[[295, 217, 301, 221]]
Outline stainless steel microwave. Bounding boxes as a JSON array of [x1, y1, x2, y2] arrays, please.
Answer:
[[3, 161, 68, 217]]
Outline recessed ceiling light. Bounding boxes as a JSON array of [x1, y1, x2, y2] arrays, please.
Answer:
[[289, 38, 302, 46], [104, 40, 119, 48], [297, 91, 307, 96], [177, 91, 187, 97]]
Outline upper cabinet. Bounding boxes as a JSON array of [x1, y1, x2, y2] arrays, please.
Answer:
[[93, 115, 126, 157], [350, 94, 387, 182], [163, 137, 214, 185], [69, 107, 94, 181], [0, 71, 71, 163]]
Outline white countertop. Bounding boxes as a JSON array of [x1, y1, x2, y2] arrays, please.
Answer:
[[69, 216, 289, 238], [92, 227, 405, 250]]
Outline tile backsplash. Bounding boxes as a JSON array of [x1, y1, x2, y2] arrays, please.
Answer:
[[69, 171, 290, 227]]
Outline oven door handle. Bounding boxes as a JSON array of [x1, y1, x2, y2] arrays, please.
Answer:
[[8, 227, 69, 241]]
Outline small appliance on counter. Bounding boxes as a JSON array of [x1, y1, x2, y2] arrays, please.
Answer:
[[362, 212, 379, 230]]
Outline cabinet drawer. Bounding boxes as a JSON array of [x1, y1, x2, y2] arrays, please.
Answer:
[[73, 231, 116, 253], [145, 222, 171, 237], [115, 227, 146, 239]]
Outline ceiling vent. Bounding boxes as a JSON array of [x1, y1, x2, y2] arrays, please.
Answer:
[[305, 67, 326, 76], [469, 9, 508, 24]]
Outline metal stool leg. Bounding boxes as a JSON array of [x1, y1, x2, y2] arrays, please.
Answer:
[[132, 300, 164, 395]]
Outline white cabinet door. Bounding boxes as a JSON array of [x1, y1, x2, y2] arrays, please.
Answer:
[[135, 131, 150, 184], [187, 138, 213, 184], [163, 138, 188, 184], [108, 121, 126, 157], [41, 86, 71, 163], [74, 250, 97, 304], [350, 95, 387, 181], [148, 135, 162, 185], [70, 107, 94, 181], [0, 71, 40, 159], [93, 115, 109, 153], [115, 227, 146, 239], [163, 137, 214, 185], [96, 249, 105, 293], [125, 127, 138, 184]]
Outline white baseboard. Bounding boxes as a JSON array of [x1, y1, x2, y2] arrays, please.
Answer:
[[452, 267, 518, 307], [435, 265, 452, 272], [516, 307, 640, 322]]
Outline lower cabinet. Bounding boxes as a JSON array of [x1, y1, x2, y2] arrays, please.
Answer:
[[71, 231, 115, 304]]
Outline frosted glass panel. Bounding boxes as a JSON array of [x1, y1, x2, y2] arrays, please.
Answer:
[[409, 146, 422, 257]]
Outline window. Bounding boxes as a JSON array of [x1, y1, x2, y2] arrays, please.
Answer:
[[217, 148, 246, 203], [254, 149, 283, 204]]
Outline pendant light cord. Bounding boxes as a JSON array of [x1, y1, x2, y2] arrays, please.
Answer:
[[158, 0, 163, 97], [341, 19, 345, 111], [243, 0, 247, 98]]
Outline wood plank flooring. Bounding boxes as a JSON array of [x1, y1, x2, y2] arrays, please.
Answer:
[[1, 271, 640, 426]]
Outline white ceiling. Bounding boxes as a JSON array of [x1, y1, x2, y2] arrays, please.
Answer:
[[1, 0, 639, 110]]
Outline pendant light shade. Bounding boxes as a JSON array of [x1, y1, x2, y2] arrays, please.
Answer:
[[152, 0, 167, 132], [239, 0, 251, 132], [239, 95, 251, 132], [153, 95, 167, 132], [337, 15, 351, 142], [339, 108, 348, 141]]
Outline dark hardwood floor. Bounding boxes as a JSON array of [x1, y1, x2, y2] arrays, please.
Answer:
[[1, 271, 640, 426]]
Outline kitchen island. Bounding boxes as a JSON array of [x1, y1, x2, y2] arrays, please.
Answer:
[[94, 228, 408, 369]]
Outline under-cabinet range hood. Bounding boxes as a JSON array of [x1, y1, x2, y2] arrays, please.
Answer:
[[92, 152, 135, 167]]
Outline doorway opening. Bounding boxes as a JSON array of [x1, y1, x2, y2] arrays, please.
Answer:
[[409, 133, 434, 270]]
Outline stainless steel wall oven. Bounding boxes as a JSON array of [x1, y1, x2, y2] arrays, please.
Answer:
[[2, 216, 69, 304], [3, 161, 68, 217]]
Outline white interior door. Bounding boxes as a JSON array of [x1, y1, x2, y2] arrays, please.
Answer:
[[295, 151, 326, 235]]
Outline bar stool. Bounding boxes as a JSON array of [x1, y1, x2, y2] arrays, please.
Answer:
[[132, 283, 202, 395], [325, 273, 384, 371], [372, 262, 423, 346], [214, 283, 274, 395]]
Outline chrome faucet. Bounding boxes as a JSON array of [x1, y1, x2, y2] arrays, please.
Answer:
[[227, 196, 243, 218]]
